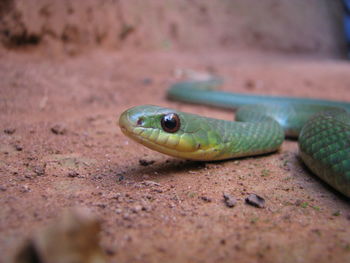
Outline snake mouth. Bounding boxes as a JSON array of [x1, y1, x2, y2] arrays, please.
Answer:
[[119, 109, 160, 148], [119, 110, 139, 138], [119, 125, 127, 133]]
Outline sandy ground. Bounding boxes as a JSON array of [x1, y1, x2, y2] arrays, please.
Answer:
[[1, 49, 350, 263]]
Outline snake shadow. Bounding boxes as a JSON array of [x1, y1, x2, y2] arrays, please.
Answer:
[[119, 151, 350, 204], [119, 159, 208, 181], [296, 155, 350, 203], [120, 150, 277, 182]]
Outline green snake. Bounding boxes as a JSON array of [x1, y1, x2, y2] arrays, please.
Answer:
[[119, 78, 350, 198]]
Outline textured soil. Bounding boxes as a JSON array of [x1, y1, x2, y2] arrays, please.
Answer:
[[0, 0, 345, 56], [1, 48, 350, 263]]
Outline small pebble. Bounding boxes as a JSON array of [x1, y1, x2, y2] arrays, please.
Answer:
[[111, 193, 122, 200], [20, 185, 31, 193], [15, 145, 23, 151], [131, 205, 143, 213], [67, 171, 79, 178], [142, 180, 160, 187], [34, 165, 46, 176], [223, 193, 237, 208], [4, 128, 16, 134], [139, 159, 155, 166], [0, 185, 7, 192], [295, 199, 302, 206], [142, 78, 153, 85], [51, 124, 67, 135], [245, 79, 256, 90], [115, 208, 122, 214], [105, 247, 116, 256], [142, 205, 152, 212], [25, 174, 33, 179], [118, 175, 125, 181], [245, 193, 265, 208], [96, 203, 106, 209], [123, 213, 131, 220], [200, 196, 212, 202]]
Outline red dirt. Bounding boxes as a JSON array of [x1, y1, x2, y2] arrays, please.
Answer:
[[1, 49, 350, 262], [0, 2, 350, 262]]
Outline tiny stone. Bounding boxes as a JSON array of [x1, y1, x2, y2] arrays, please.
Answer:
[[20, 185, 30, 193], [139, 159, 155, 166], [115, 208, 122, 214], [245, 193, 265, 208], [295, 199, 302, 206], [142, 180, 161, 187], [142, 78, 153, 85], [118, 175, 125, 181], [245, 79, 255, 90], [111, 193, 122, 200], [105, 247, 116, 256], [223, 193, 237, 208], [34, 165, 46, 176], [142, 205, 152, 212], [96, 203, 106, 209], [51, 124, 67, 135], [15, 145, 23, 151], [200, 196, 212, 202], [68, 171, 79, 178], [4, 128, 16, 134], [131, 205, 143, 213], [0, 185, 7, 191], [123, 213, 131, 220], [180, 211, 187, 217]]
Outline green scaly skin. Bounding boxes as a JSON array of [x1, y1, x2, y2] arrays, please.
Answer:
[[119, 79, 350, 198]]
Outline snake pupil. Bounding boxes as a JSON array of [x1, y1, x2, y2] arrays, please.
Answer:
[[137, 117, 144, 126], [161, 113, 180, 133]]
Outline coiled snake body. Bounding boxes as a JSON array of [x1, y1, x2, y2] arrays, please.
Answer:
[[119, 79, 350, 198]]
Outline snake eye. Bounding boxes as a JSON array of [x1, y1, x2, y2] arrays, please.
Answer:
[[137, 117, 144, 126], [161, 113, 180, 133]]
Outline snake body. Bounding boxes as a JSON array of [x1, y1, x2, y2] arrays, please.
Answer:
[[119, 79, 350, 198]]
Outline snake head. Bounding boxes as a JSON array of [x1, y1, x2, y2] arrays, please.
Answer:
[[119, 105, 224, 160]]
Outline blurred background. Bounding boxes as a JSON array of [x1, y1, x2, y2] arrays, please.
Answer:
[[0, 0, 347, 57]]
